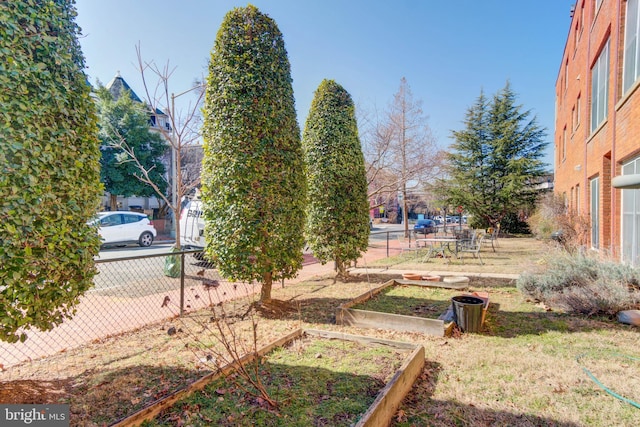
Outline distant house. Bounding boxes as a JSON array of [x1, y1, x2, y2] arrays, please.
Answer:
[[532, 173, 554, 192], [100, 72, 171, 213], [105, 71, 172, 135]]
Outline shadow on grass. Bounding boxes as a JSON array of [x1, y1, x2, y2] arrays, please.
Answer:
[[59, 341, 406, 426], [147, 360, 392, 426], [0, 364, 203, 426], [278, 290, 626, 338], [3, 361, 398, 426], [394, 362, 582, 427], [484, 303, 626, 338]]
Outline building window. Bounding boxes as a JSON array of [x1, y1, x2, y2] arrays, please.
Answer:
[[576, 94, 581, 129], [570, 187, 574, 211], [571, 105, 576, 131], [580, 1, 585, 35], [564, 126, 567, 158], [591, 41, 609, 133], [576, 184, 580, 214], [590, 177, 599, 250], [624, 0, 640, 93], [565, 59, 569, 91], [622, 158, 640, 265]]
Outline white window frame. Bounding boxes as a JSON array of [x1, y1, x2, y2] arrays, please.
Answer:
[[624, 0, 640, 93], [591, 41, 609, 133], [576, 94, 581, 129], [590, 177, 599, 249], [621, 158, 640, 265]]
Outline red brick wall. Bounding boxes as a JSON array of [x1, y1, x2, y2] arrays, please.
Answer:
[[554, 0, 640, 254]]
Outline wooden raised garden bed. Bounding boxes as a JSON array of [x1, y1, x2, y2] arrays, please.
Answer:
[[336, 279, 469, 337], [112, 328, 424, 427]]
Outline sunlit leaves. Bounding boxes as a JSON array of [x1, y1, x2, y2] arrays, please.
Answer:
[[302, 80, 369, 276], [444, 82, 548, 229], [202, 5, 305, 301], [95, 85, 168, 199], [0, 0, 102, 342]]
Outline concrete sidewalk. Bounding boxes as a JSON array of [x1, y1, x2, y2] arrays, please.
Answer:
[[285, 242, 520, 286]]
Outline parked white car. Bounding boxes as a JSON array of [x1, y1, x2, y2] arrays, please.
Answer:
[[91, 211, 157, 247]]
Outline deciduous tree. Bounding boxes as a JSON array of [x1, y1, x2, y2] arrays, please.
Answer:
[[361, 78, 441, 233], [119, 45, 206, 251], [0, 0, 102, 342], [302, 80, 369, 278], [202, 5, 306, 304]]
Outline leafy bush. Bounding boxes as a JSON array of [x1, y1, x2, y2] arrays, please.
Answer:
[[202, 5, 306, 303], [302, 80, 369, 278], [500, 212, 530, 234], [467, 216, 487, 230], [0, 1, 102, 342], [517, 250, 640, 316]]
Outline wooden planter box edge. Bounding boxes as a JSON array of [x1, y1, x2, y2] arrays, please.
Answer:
[[111, 328, 424, 427]]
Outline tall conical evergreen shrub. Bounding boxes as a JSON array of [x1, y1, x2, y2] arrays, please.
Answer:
[[302, 80, 369, 277], [0, 0, 102, 342], [202, 5, 306, 303]]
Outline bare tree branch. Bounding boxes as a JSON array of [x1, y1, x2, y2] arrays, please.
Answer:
[[360, 79, 444, 230], [129, 43, 205, 249]]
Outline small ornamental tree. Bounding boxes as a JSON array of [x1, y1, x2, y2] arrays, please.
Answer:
[[202, 5, 306, 304], [302, 80, 370, 278], [95, 84, 168, 210], [0, 0, 102, 342]]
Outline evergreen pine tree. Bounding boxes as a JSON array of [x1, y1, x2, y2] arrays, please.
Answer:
[[445, 82, 548, 230]]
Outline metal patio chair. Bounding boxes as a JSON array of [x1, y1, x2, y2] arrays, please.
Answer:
[[457, 233, 485, 264]]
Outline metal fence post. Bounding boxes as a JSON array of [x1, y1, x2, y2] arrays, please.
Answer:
[[386, 231, 389, 258], [179, 252, 185, 316]]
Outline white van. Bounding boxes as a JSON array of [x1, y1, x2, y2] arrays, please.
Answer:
[[179, 198, 205, 250]]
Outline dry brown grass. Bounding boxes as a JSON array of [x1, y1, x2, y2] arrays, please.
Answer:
[[2, 237, 640, 426], [367, 234, 548, 275]]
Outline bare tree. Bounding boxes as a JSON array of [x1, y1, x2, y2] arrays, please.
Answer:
[[361, 78, 443, 234], [117, 44, 205, 250], [360, 106, 400, 207]]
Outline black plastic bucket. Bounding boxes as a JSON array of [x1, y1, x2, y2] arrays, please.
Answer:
[[451, 295, 484, 333]]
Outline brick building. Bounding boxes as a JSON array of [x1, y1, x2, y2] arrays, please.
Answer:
[[556, 0, 640, 265]]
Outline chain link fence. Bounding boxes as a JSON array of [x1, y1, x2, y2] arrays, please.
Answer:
[[1, 233, 405, 371], [0, 250, 259, 369]]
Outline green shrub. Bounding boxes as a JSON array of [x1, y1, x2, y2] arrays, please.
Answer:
[[302, 80, 369, 278], [202, 5, 305, 303], [0, 0, 102, 342], [517, 250, 640, 316], [500, 212, 530, 234]]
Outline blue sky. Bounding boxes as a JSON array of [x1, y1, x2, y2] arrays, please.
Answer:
[[75, 0, 576, 170]]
